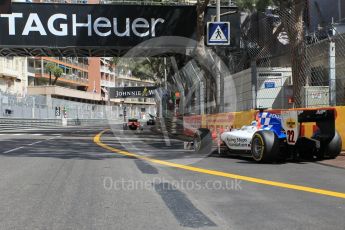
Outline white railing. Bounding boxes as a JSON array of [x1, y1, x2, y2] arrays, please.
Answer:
[[0, 62, 20, 78], [100, 66, 110, 73], [101, 80, 116, 88]]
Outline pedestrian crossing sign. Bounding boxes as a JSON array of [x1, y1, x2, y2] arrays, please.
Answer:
[[207, 22, 230, 46]]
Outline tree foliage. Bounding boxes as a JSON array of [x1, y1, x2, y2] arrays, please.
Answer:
[[131, 58, 172, 85], [236, 0, 297, 12], [237, 0, 271, 11], [52, 66, 64, 85], [45, 62, 55, 85], [109, 57, 121, 72]]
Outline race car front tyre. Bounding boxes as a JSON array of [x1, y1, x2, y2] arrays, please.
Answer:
[[321, 131, 342, 159], [251, 130, 280, 162], [193, 129, 213, 155]]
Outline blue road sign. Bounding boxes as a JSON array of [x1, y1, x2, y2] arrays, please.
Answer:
[[207, 22, 230, 46], [264, 82, 276, 89]]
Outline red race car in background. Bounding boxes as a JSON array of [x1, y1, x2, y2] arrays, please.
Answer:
[[123, 118, 143, 131]]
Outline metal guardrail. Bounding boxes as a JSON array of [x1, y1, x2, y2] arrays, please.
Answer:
[[156, 116, 184, 135], [0, 118, 122, 130], [0, 118, 61, 125]]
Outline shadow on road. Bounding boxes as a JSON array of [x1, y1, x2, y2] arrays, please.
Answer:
[[209, 151, 332, 165]]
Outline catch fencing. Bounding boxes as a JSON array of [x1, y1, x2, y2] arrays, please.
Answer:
[[226, 2, 345, 110]]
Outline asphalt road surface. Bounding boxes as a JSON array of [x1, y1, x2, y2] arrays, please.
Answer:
[[0, 124, 345, 230]]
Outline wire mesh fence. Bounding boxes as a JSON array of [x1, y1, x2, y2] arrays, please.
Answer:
[[230, 1, 345, 110]]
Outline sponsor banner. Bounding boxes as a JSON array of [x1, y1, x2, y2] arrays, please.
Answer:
[[0, 3, 196, 48], [204, 113, 235, 133], [183, 115, 202, 136], [109, 86, 157, 98], [183, 111, 256, 138]]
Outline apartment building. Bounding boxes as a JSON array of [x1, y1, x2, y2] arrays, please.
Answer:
[[0, 57, 29, 96], [100, 57, 115, 98], [112, 65, 156, 118], [26, 57, 106, 103], [18, 0, 105, 103], [2, 1, 157, 119]]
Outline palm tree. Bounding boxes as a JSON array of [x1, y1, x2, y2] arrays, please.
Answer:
[[45, 62, 55, 85], [52, 66, 64, 85], [109, 57, 121, 72]]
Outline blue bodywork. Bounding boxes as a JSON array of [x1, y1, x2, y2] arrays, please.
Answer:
[[257, 112, 287, 139]]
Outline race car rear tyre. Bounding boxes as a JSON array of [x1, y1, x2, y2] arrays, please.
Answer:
[[251, 130, 279, 163], [193, 129, 213, 155], [321, 131, 342, 159]]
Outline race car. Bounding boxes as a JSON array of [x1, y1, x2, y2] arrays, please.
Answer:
[[219, 109, 342, 162], [123, 118, 143, 131], [146, 114, 156, 126], [192, 108, 342, 162]]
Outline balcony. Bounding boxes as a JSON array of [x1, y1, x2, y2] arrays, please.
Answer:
[[28, 86, 102, 101], [0, 63, 20, 79], [36, 73, 88, 86], [61, 73, 88, 85], [101, 80, 116, 88], [100, 65, 110, 74], [27, 66, 36, 77], [116, 74, 155, 83]]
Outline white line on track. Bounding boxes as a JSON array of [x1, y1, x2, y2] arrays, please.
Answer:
[[111, 137, 184, 142], [27, 141, 43, 146], [3, 147, 24, 154], [2, 136, 60, 154]]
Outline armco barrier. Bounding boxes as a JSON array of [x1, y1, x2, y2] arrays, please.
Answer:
[[0, 118, 62, 130], [0, 118, 120, 130], [67, 119, 123, 126]]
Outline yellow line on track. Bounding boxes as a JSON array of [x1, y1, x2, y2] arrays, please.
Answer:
[[94, 129, 345, 199]]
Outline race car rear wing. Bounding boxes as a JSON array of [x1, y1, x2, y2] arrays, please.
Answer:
[[297, 109, 336, 142], [281, 108, 337, 145]]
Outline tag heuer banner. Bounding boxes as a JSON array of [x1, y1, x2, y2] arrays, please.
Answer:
[[0, 3, 196, 48], [110, 86, 157, 98]]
